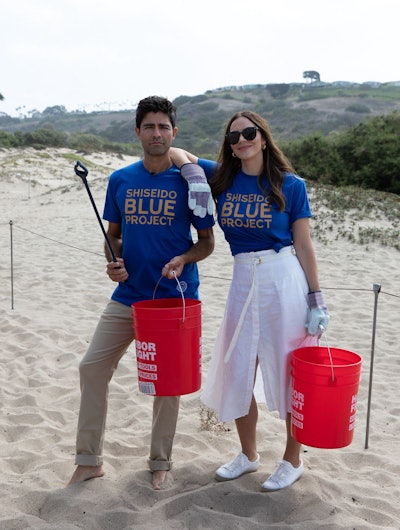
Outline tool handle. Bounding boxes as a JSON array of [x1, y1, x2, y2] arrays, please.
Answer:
[[74, 161, 118, 263]]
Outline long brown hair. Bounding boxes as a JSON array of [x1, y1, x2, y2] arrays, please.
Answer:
[[210, 111, 294, 211]]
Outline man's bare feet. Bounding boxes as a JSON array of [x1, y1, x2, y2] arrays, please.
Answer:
[[67, 465, 105, 486], [152, 470, 167, 490]]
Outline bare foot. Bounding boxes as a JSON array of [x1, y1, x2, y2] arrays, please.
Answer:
[[152, 470, 167, 490], [67, 465, 105, 486]]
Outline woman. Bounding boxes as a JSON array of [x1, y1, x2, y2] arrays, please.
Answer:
[[176, 110, 329, 492]]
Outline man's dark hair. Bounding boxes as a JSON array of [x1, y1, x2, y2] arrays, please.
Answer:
[[135, 96, 177, 129]]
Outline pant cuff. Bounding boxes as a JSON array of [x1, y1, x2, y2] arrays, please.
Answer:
[[75, 454, 103, 466], [147, 458, 173, 472]]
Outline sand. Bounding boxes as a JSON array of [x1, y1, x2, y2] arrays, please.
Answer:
[[1, 147, 399, 529]]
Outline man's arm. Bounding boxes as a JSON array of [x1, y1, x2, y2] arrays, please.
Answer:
[[105, 221, 123, 260], [169, 148, 213, 218], [162, 227, 214, 279], [105, 221, 129, 282], [169, 147, 198, 167]]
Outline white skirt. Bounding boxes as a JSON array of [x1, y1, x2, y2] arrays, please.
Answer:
[[201, 246, 318, 422]]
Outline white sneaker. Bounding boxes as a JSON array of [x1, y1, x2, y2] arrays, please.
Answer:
[[261, 459, 304, 492], [215, 452, 260, 482]]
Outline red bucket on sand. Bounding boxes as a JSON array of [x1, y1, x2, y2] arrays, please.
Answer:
[[132, 298, 202, 396], [291, 346, 362, 449]]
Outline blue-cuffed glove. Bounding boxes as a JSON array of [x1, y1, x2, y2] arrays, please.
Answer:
[[180, 163, 213, 218], [306, 290, 330, 336]]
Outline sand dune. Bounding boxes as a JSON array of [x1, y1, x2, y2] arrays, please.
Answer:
[[1, 147, 399, 529]]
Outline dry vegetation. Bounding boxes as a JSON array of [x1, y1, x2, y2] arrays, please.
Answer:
[[308, 183, 400, 251]]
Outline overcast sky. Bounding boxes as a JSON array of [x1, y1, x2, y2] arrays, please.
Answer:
[[1, 0, 398, 116]]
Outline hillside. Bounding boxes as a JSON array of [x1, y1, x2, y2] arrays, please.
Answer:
[[1, 82, 400, 157]]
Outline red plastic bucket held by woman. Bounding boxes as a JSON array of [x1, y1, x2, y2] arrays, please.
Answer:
[[132, 298, 202, 396], [291, 346, 362, 449]]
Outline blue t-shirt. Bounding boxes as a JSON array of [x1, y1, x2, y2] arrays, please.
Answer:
[[103, 161, 215, 306], [198, 159, 311, 256]]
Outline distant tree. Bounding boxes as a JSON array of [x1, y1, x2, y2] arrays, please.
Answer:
[[67, 132, 105, 151], [0, 92, 4, 101], [42, 105, 67, 116], [303, 71, 321, 82], [283, 133, 344, 184], [24, 127, 69, 148], [335, 112, 400, 193], [0, 130, 17, 147], [27, 108, 41, 118], [267, 84, 290, 98]]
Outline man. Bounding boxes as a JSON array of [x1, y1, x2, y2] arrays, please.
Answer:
[[68, 96, 215, 490]]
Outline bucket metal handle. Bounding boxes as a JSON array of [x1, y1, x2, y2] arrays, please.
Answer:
[[320, 328, 335, 382], [153, 272, 186, 322]]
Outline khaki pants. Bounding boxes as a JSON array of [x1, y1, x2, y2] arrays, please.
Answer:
[[74, 300, 180, 471]]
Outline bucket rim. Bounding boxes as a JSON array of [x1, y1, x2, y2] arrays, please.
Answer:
[[132, 298, 201, 309], [292, 345, 362, 368]]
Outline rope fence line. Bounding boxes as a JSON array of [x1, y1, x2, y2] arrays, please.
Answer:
[[10, 222, 105, 258], [200, 279, 400, 300], [4, 220, 400, 449], [9, 222, 400, 299]]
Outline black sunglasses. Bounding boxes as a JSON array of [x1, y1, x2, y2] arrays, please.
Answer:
[[226, 126, 259, 145]]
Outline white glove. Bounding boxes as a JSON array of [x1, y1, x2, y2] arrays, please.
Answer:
[[306, 291, 330, 336], [180, 163, 213, 218]]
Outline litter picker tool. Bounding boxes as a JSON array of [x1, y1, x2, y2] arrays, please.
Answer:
[[74, 161, 118, 263]]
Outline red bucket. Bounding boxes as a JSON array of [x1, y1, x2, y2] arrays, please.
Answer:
[[291, 346, 362, 448], [132, 298, 202, 396]]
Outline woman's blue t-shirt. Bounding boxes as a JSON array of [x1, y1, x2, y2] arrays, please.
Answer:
[[198, 159, 311, 255], [103, 160, 215, 306]]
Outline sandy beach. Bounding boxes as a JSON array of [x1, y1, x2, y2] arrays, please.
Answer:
[[1, 147, 399, 529]]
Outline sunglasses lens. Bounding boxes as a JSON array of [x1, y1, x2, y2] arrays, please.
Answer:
[[226, 127, 258, 144], [226, 131, 240, 144], [242, 127, 258, 141]]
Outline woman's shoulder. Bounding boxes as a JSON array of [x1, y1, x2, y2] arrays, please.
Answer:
[[282, 172, 307, 188], [283, 171, 305, 181], [198, 158, 218, 178]]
